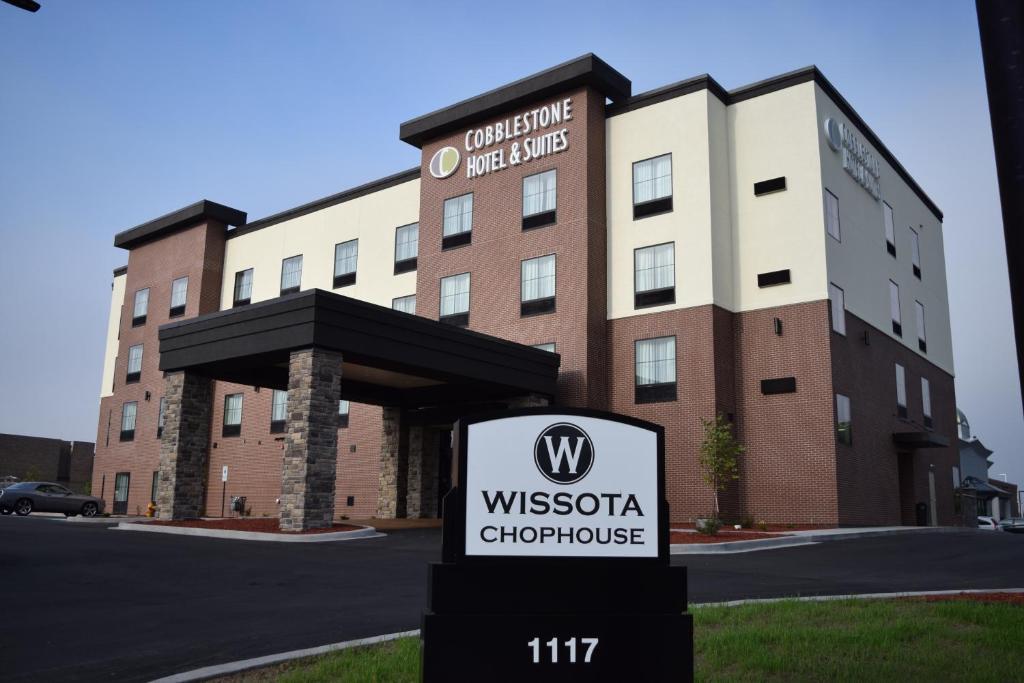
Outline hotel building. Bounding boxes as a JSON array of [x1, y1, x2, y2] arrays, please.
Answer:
[[93, 54, 957, 528]]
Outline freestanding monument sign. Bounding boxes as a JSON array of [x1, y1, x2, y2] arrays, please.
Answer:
[[422, 407, 692, 682]]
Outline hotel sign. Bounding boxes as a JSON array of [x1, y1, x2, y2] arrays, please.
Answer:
[[462, 413, 659, 558], [824, 117, 881, 200], [429, 98, 574, 181]]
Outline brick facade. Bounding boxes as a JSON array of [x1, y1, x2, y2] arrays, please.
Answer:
[[0, 433, 94, 492]]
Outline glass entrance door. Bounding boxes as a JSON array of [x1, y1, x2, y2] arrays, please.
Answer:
[[113, 472, 130, 515]]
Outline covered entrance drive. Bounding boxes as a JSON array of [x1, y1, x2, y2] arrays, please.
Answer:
[[154, 289, 558, 530]]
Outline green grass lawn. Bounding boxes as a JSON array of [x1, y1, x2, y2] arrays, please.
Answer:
[[219, 599, 1024, 682]]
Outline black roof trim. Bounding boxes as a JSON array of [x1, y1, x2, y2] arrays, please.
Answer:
[[113, 265, 128, 277], [607, 74, 728, 116], [399, 53, 631, 148], [113, 200, 247, 250], [609, 65, 942, 221], [228, 167, 420, 239]]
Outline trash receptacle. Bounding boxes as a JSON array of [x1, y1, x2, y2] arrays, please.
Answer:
[[915, 502, 928, 526]]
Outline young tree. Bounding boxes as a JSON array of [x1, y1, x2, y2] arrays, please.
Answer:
[[699, 413, 744, 520]]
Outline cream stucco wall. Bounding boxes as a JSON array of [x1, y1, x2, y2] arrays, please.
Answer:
[[605, 90, 717, 319], [220, 179, 420, 310], [815, 85, 954, 375], [99, 272, 126, 398]]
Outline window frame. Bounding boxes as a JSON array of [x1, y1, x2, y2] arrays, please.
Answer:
[[394, 223, 419, 274], [889, 279, 902, 336], [392, 294, 416, 315], [532, 342, 556, 353], [233, 268, 253, 307], [120, 401, 138, 442], [439, 272, 471, 327], [910, 227, 922, 278], [633, 242, 676, 309], [132, 288, 149, 327], [338, 399, 350, 429], [442, 193, 473, 249], [634, 335, 677, 404], [895, 363, 908, 418], [126, 344, 143, 384], [270, 389, 287, 434], [520, 254, 556, 316], [915, 300, 927, 353], [835, 393, 852, 445], [824, 189, 841, 242], [280, 255, 303, 295], [883, 202, 897, 257], [222, 393, 243, 437], [157, 396, 167, 438], [333, 239, 358, 288], [169, 276, 188, 318], [922, 376, 933, 429], [828, 283, 846, 335], [521, 168, 557, 230], [632, 153, 674, 220]]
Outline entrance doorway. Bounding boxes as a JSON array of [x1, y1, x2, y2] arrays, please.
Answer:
[[896, 453, 916, 525], [113, 472, 130, 515]]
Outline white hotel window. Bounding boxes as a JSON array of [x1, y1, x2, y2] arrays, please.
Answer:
[[895, 363, 907, 418], [521, 254, 555, 316], [835, 394, 852, 445], [922, 377, 933, 429], [883, 202, 896, 257], [522, 169, 557, 229], [828, 283, 846, 335], [915, 301, 927, 353], [338, 399, 350, 428], [910, 228, 922, 278], [132, 288, 149, 327], [126, 344, 143, 383], [635, 336, 676, 404], [170, 276, 188, 317], [632, 153, 673, 219], [392, 295, 416, 314], [634, 243, 675, 308], [889, 280, 902, 336], [270, 389, 287, 433], [533, 342, 556, 353], [280, 255, 303, 295], [233, 268, 253, 307], [223, 393, 243, 437], [440, 273, 470, 327], [334, 239, 358, 288], [824, 189, 840, 241], [394, 223, 419, 273], [442, 193, 473, 249], [120, 401, 137, 442]]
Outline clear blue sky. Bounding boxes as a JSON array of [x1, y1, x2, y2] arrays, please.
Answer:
[[1, 0, 1021, 487]]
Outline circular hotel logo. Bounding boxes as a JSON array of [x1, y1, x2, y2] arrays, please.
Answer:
[[429, 146, 461, 179], [823, 117, 842, 152], [534, 423, 595, 485]]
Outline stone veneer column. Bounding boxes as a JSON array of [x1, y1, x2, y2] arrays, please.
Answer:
[[280, 348, 343, 531], [376, 406, 409, 519], [406, 426, 441, 519], [156, 371, 213, 520]]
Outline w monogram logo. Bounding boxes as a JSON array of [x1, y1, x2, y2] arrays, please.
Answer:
[[533, 423, 595, 485]]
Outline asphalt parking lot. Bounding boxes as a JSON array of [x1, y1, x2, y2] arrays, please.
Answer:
[[2, 515, 1022, 682]]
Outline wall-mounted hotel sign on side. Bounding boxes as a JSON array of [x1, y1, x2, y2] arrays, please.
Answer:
[[430, 98, 573, 181], [824, 116, 881, 200], [421, 408, 692, 682]]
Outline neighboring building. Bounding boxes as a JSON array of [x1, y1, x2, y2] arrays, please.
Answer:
[[956, 409, 1020, 520], [93, 54, 959, 527], [0, 433, 94, 493]]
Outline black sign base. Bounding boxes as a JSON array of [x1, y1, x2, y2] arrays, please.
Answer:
[[422, 611, 693, 682]]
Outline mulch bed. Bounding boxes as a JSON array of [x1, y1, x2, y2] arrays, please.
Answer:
[[670, 530, 789, 544], [903, 592, 1024, 606], [145, 518, 361, 535]]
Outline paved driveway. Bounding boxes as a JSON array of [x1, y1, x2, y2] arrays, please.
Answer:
[[2, 516, 1022, 682]]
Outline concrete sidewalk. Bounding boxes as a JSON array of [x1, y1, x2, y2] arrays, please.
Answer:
[[671, 525, 969, 554]]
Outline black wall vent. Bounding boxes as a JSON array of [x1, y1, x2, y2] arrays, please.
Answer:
[[754, 177, 787, 196], [757, 269, 791, 287], [761, 377, 797, 395]]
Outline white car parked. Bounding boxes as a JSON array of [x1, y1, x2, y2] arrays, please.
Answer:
[[977, 516, 1000, 530]]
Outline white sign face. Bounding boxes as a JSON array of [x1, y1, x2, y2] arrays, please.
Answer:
[[222, 465, 228, 483], [463, 414, 659, 558]]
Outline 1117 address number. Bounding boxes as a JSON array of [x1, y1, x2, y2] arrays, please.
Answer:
[[527, 637, 598, 664]]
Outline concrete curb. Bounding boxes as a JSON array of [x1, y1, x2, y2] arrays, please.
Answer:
[[153, 588, 1024, 682], [115, 522, 384, 543], [671, 526, 966, 555], [149, 629, 420, 683]]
